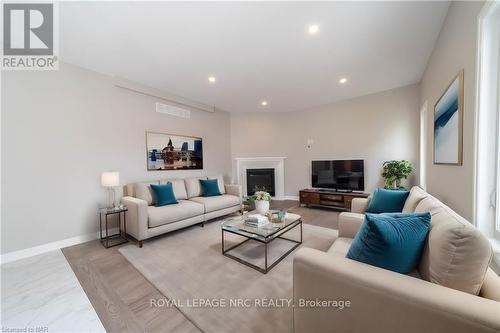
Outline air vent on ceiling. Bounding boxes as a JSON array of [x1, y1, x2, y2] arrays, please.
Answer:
[[155, 102, 191, 119]]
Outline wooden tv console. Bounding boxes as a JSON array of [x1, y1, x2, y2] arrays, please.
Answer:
[[299, 189, 369, 211]]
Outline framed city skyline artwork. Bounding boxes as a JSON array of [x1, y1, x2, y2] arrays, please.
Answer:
[[146, 131, 203, 170], [434, 70, 464, 165]]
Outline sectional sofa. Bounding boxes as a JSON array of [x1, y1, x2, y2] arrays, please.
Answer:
[[121, 176, 242, 247], [293, 186, 500, 333]]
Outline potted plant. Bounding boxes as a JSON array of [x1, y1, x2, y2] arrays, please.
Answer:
[[251, 191, 271, 215], [382, 160, 413, 189]]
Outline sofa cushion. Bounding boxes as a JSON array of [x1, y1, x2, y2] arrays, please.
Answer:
[[190, 194, 240, 213], [200, 179, 222, 197], [134, 181, 159, 205], [414, 196, 443, 214], [147, 200, 204, 228], [479, 268, 500, 302], [402, 186, 429, 213], [210, 175, 226, 194], [150, 183, 178, 207], [327, 237, 353, 257], [160, 179, 188, 200], [185, 177, 207, 198], [366, 188, 409, 213], [346, 213, 431, 274], [416, 198, 493, 295]]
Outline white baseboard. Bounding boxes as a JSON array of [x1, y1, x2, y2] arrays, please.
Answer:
[[0, 228, 119, 265]]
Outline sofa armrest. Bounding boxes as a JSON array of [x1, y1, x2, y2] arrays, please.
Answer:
[[293, 248, 500, 333], [480, 268, 500, 301], [351, 197, 369, 213], [225, 184, 242, 203], [338, 212, 365, 238], [121, 196, 148, 241]]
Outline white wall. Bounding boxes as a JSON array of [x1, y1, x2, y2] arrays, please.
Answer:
[[1, 62, 232, 254], [420, 1, 485, 222], [0, 3, 485, 256], [230, 84, 420, 197]]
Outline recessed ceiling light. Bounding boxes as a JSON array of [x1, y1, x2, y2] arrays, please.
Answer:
[[308, 24, 319, 35], [208, 76, 216, 83], [339, 78, 348, 84], [261, 101, 268, 106]]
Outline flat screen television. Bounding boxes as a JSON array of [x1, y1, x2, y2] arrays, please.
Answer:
[[311, 160, 364, 191]]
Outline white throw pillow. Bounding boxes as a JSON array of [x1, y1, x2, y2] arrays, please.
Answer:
[[185, 177, 207, 198], [416, 196, 492, 295], [134, 181, 158, 205], [160, 179, 188, 200], [402, 186, 429, 213]]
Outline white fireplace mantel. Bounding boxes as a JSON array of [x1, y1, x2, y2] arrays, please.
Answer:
[[233, 157, 286, 200]]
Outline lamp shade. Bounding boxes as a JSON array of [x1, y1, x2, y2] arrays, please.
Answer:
[[101, 171, 119, 187]]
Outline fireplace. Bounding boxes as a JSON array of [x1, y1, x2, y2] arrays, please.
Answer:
[[246, 168, 275, 196]]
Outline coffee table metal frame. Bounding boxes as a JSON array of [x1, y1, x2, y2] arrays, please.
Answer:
[[221, 218, 303, 274]]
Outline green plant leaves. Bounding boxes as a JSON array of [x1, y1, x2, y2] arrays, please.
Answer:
[[251, 191, 271, 201], [382, 160, 413, 189]]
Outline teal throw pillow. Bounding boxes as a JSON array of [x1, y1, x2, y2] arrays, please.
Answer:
[[200, 179, 222, 197], [366, 188, 409, 213], [150, 183, 178, 207], [346, 212, 431, 274]]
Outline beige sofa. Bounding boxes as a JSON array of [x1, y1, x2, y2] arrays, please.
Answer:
[[121, 176, 242, 247], [293, 186, 500, 333]]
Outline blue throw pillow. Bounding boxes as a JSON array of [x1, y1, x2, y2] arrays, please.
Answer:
[[346, 212, 431, 274], [200, 179, 222, 197], [150, 183, 178, 207], [366, 188, 409, 213]]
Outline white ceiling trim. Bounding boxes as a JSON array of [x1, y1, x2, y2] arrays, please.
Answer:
[[113, 76, 216, 113]]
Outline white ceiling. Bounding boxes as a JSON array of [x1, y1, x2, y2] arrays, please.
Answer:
[[60, 1, 450, 113]]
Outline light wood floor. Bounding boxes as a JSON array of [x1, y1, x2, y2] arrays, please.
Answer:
[[62, 201, 339, 333]]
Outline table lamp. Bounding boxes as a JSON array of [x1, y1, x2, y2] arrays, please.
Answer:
[[101, 171, 119, 208]]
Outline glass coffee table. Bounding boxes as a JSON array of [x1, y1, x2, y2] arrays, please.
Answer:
[[221, 211, 302, 274]]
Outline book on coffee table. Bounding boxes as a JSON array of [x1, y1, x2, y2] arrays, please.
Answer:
[[244, 214, 268, 227]]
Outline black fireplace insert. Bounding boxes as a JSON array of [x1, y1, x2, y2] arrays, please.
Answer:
[[246, 168, 275, 196]]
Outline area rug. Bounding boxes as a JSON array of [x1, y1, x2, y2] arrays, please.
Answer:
[[119, 216, 337, 333]]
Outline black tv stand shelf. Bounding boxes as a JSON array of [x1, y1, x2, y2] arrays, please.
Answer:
[[299, 189, 369, 211]]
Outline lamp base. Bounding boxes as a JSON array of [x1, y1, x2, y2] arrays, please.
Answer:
[[107, 188, 117, 209]]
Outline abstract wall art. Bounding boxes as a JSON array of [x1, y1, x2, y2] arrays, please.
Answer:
[[434, 70, 464, 165], [146, 131, 203, 170]]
